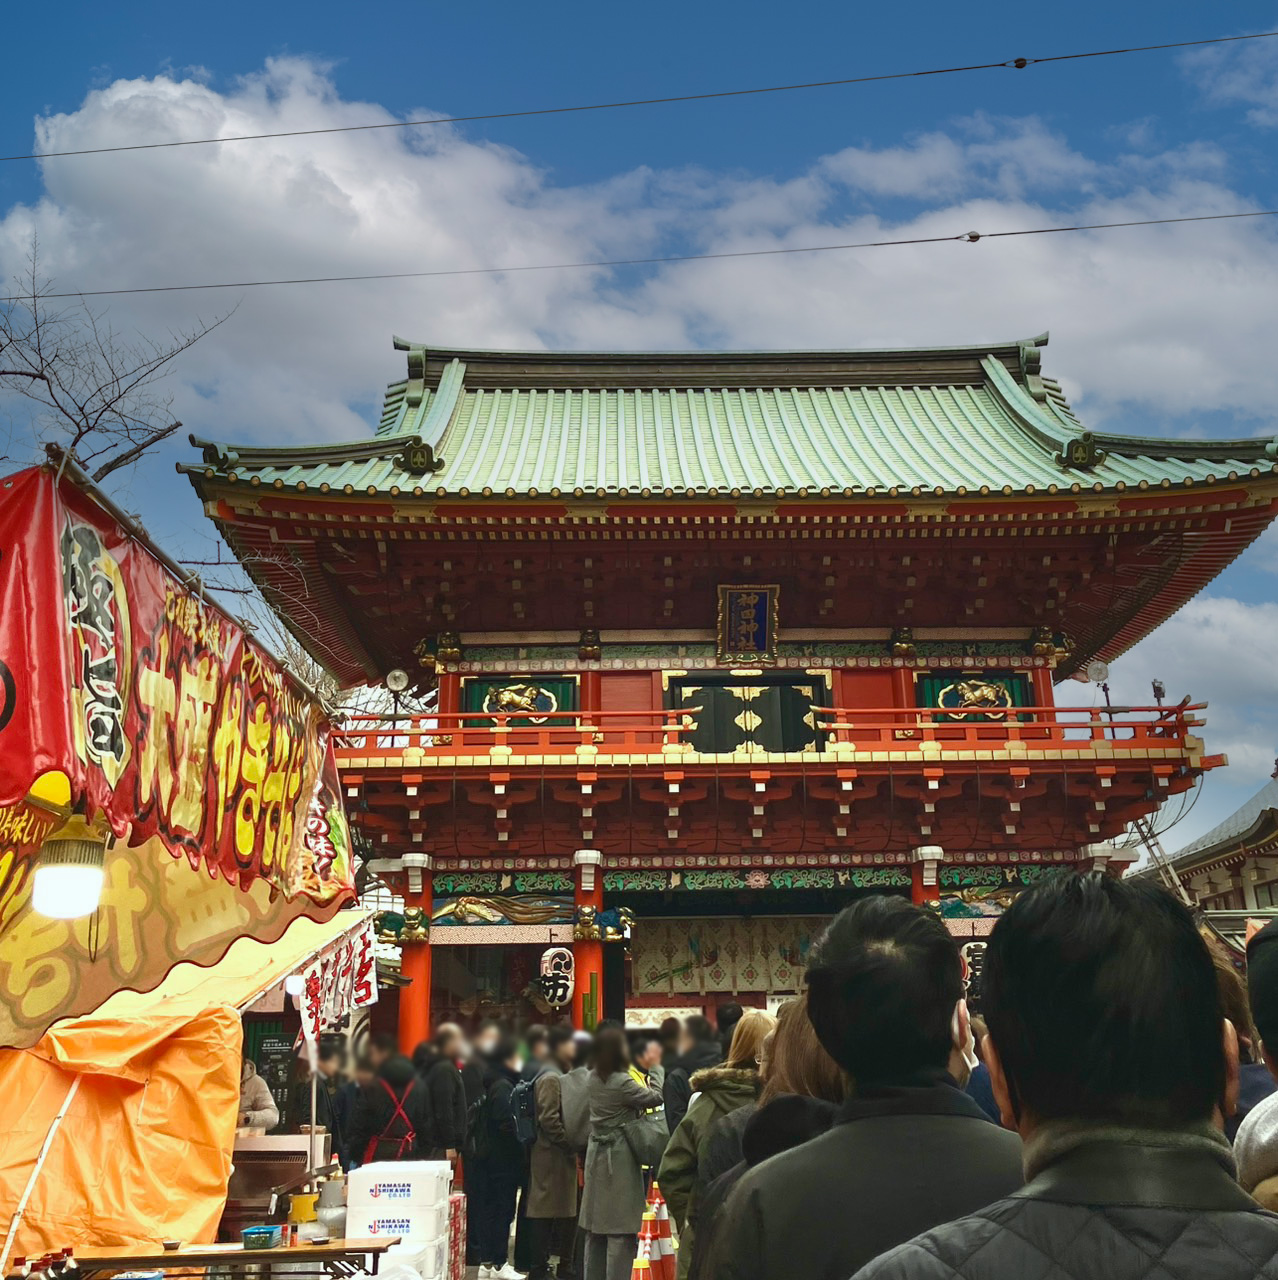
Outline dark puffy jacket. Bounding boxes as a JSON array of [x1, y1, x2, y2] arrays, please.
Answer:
[[714, 1073, 1023, 1280], [347, 1055, 434, 1167], [663, 1039, 724, 1132], [414, 1045, 469, 1152], [854, 1135, 1278, 1280]]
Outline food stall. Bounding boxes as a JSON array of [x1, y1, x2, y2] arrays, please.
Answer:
[[0, 461, 360, 1268]]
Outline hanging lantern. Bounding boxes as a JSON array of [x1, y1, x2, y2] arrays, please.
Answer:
[[31, 815, 109, 920], [539, 946, 575, 1009]]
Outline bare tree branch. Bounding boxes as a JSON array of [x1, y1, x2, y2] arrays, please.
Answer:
[[92, 419, 183, 481], [0, 235, 233, 483]]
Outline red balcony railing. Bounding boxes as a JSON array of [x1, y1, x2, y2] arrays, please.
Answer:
[[332, 702, 1205, 763], [813, 702, 1204, 749]]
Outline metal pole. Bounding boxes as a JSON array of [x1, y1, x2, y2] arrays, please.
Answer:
[[310, 1070, 318, 1179]]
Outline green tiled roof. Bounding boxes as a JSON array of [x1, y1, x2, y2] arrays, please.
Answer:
[[184, 338, 1278, 498]]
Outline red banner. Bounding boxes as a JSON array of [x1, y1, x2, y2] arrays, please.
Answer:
[[0, 467, 354, 908]]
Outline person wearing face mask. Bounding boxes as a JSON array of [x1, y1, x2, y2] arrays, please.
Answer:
[[713, 895, 1022, 1280], [857, 874, 1278, 1280], [469, 1035, 529, 1280]]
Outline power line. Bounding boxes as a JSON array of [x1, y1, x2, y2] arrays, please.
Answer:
[[4, 30, 1276, 163], [14, 208, 1278, 302]]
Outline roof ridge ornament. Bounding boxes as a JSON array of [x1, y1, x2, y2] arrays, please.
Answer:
[[393, 434, 443, 475], [1018, 335, 1050, 403], [1056, 431, 1108, 470], [405, 345, 428, 408]]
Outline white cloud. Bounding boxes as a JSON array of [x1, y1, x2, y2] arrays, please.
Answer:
[[1185, 38, 1278, 128], [3, 59, 1278, 832], [4, 61, 1278, 449], [1057, 595, 1278, 848], [820, 116, 1099, 200]]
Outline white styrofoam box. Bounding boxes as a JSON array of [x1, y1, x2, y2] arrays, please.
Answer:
[[347, 1201, 449, 1243], [384, 1235, 449, 1280], [348, 1160, 452, 1210]]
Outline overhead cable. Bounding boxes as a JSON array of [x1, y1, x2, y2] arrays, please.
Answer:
[[2, 30, 1275, 163], [13, 207, 1278, 302]]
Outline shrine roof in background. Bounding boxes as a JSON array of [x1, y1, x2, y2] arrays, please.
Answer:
[[179, 334, 1278, 686], [1136, 777, 1278, 884], [183, 334, 1278, 500]]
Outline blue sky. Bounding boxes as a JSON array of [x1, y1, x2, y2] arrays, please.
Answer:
[[3, 1, 1278, 849]]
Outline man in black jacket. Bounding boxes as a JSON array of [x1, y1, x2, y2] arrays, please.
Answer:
[[413, 1027, 469, 1158], [855, 873, 1278, 1280], [714, 896, 1022, 1280], [663, 1015, 723, 1132]]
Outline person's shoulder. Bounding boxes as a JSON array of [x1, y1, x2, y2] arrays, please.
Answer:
[[968, 1113, 1023, 1153], [851, 1203, 1012, 1278], [1236, 1089, 1278, 1192], [728, 1122, 846, 1194], [1238, 1087, 1278, 1149]]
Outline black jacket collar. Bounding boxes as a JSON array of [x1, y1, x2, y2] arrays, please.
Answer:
[[1018, 1139, 1257, 1212], [838, 1070, 992, 1126]]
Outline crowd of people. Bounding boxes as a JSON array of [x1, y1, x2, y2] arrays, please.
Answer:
[[241, 873, 1278, 1279]]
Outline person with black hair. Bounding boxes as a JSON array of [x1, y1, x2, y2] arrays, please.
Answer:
[[367, 1030, 399, 1070], [522, 1027, 581, 1280], [855, 873, 1278, 1280], [333, 1054, 376, 1169], [715, 1003, 744, 1055], [628, 1029, 664, 1084], [412, 1030, 468, 1158], [663, 1014, 723, 1132], [715, 895, 1021, 1280], [579, 1026, 665, 1280], [347, 1051, 433, 1168], [470, 1035, 528, 1280], [659, 1017, 682, 1061], [289, 1035, 347, 1150], [524, 1025, 551, 1074]]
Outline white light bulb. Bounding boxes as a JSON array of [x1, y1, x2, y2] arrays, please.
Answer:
[[32, 863, 105, 919], [284, 974, 305, 997]]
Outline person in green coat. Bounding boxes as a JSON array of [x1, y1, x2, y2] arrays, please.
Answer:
[[657, 1010, 775, 1279]]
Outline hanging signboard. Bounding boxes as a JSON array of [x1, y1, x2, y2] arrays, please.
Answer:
[[297, 917, 380, 1047], [0, 466, 355, 906]]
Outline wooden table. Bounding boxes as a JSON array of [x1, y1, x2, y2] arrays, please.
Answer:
[[76, 1237, 403, 1278]]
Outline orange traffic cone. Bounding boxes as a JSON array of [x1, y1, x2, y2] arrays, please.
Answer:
[[653, 1199, 676, 1280], [631, 1236, 652, 1280], [640, 1211, 658, 1257]]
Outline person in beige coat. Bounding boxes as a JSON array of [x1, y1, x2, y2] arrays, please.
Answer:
[[524, 1028, 581, 1280]]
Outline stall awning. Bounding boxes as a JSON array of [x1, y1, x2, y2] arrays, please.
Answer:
[[92, 908, 378, 1023], [0, 465, 357, 1048]]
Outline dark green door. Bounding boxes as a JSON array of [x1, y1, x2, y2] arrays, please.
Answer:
[[668, 674, 827, 753]]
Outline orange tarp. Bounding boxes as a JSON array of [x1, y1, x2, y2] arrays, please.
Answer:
[[0, 1005, 240, 1264], [0, 912, 373, 1266]]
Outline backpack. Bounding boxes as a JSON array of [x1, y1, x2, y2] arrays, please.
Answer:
[[559, 1067, 592, 1154], [364, 1078, 417, 1164], [510, 1074, 539, 1145]]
